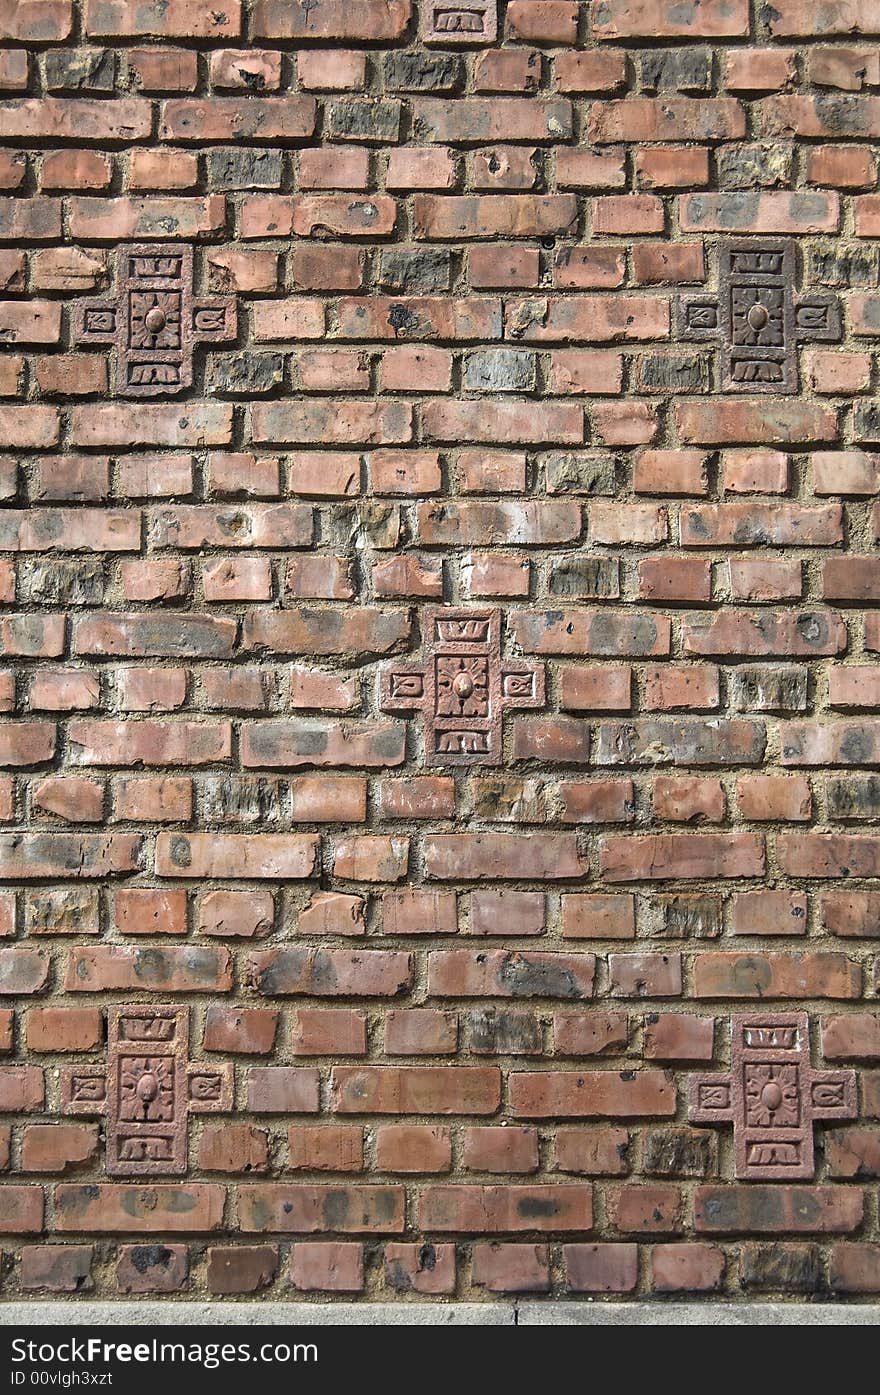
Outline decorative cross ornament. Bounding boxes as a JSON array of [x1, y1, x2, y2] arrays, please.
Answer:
[[689, 1013, 856, 1181], [74, 243, 236, 398], [678, 240, 841, 393], [60, 1005, 233, 1176], [380, 607, 545, 765], [421, 0, 498, 43]]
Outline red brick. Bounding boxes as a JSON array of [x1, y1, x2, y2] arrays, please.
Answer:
[[376, 1125, 451, 1173], [554, 1128, 631, 1176], [652, 777, 725, 823], [287, 1126, 363, 1173], [473, 1242, 550, 1292], [381, 888, 457, 935], [723, 449, 790, 494], [21, 1124, 100, 1173], [156, 833, 318, 880], [254, 0, 410, 40], [608, 1184, 683, 1235], [609, 952, 683, 998], [589, 99, 745, 143], [644, 1014, 714, 1062], [830, 1245, 880, 1293], [204, 1006, 278, 1056], [64, 945, 231, 995], [463, 1127, 539, 1174], [730, 890, 809, 937], [637, 147, 710, 192], [0, 1065, 44, 1112], [55, 1185, 224, 1234], [297, 892, 365, 936], [298, 50, 367, 90], [737, 776, 811, 823], [564, 1244, 638, 1293], [206, 1245, 276, 1294], [693, 952, 860, 1000], [601, 833, 764, 883], [332, 1066, 500, 1115], [21, 1246, 93, 1293], [0, 1186, 44, 1234], [198, 890, 274, 940], [694, 1186, 863, 1234], [675, 399, 837, 446], [113, 889, 186, 937], [509, 1071, 675, 1119], [419, 1185, 592, 1233], [822, 1016, 880, 1062], [247, 1068, 319, 1115], [290, 1242, 364, 1292], [651, 1244, 725, 1292], [385, 1242, 455, 1294], [251, 949, 411, 999], [238, 1185, 404, 1235], [116, 1245, 188, 1293], [561, 896, 635, 940], [26, 1008, 102, 1054], [424, 834, 585, 881], [384, 1010, 457, 1056]]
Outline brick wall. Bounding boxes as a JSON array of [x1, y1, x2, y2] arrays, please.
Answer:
[[0, 0, 879, 1303]]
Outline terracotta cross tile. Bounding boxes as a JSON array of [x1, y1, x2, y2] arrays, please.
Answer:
[[73, 243, 236, 398], [678, 240, 841, 393], [380, 607, 545, 765], [60, 1005, 233, 1177], [689, 1013, 856, 1180]]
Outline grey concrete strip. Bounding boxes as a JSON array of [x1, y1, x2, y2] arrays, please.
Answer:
[[0, 1302, 514, 1326], [0, 1301, 878, 1325], [519, 1302, 880, 1325]]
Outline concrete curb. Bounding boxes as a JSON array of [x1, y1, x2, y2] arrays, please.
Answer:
[[0, 1302, 877, 1325], [519, 1302, 880, 1325]]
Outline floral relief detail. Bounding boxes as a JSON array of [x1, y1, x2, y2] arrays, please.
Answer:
[[118, 1056, 176, 1123], [731, 286, 784, 347], [435, 656, 490, 718], [129, 291, 182, 350], [745, 1063, 800, 1129]]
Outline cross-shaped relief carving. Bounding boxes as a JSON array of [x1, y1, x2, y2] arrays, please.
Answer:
[[74, 243, 236, 398], [678, 240, 841, 393], [689, 1013, 856, 1181], [60, 1005, 233, 1176], [380, 608, 545, 766]]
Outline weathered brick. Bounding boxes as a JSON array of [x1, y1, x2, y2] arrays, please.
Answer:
[[694, 1186, 863, 1234], [251, 948, 412, 999], [238, 1185, 404, 1234], [510, 1071, 675, 1119], [419, 1185, 591, 1233], [21, 1245, 93, 1293], [55, 1185, 225, 1233], [331, 1066, 500, 1115], [116, 1245, 188, 1294], [693, 952, 860, 999], [65, 946, 232, 994]]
